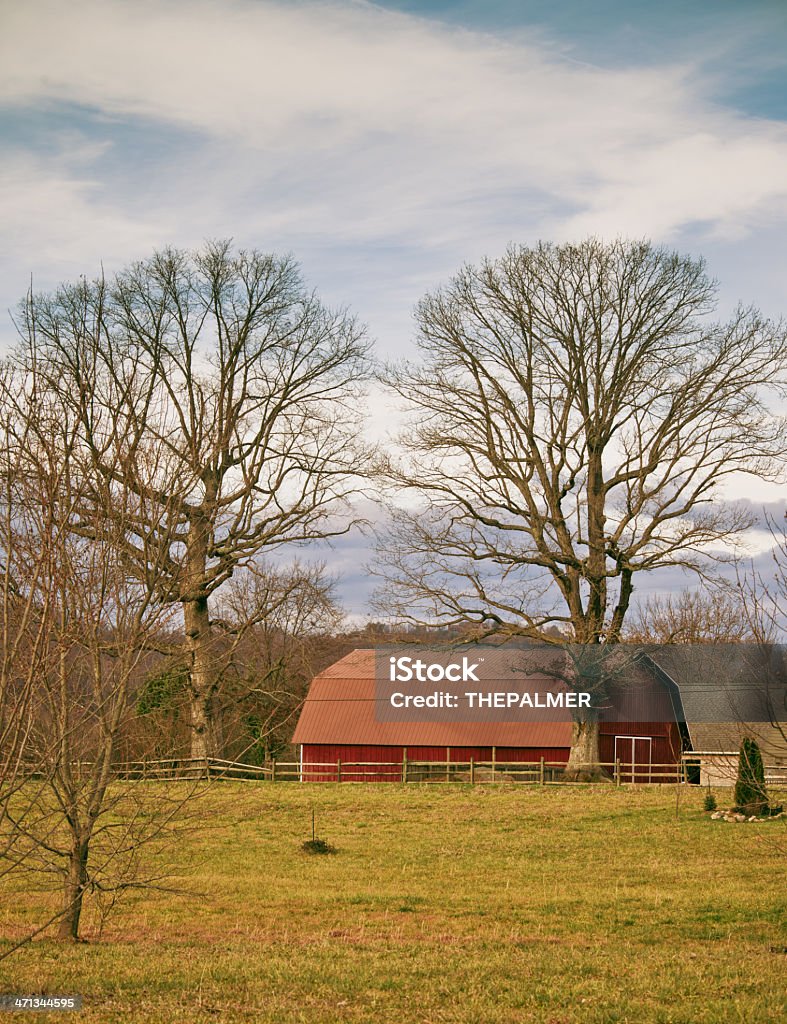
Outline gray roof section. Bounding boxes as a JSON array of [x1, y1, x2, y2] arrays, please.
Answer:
[[645, 644, 787, 757], [648, 644, 787, 723]]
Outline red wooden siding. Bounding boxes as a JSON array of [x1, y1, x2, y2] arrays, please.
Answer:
[[599, 721, 683, 781], [301, 743, 571, 782]]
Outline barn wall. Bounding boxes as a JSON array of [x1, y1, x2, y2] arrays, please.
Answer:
[[301, 744, 570, 782], [302, 744, 402, 782], [599, 721, 684, 781], [302, 726, 683, 783], [604, 670, 681, 723]]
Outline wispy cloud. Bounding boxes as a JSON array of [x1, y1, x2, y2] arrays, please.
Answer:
[[2, 0, 787, 306]]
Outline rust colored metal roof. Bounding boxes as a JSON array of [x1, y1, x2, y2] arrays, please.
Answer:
[[292, 649, 573, 748]]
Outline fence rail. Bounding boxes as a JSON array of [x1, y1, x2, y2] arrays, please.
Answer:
[[17, 755, 784, 786], [111, 757, 272, 781], [296, 758, 688, 785], [81, 755, 787, 786]]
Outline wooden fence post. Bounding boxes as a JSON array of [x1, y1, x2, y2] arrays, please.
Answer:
[[271, 759, 277, 784], [402, 749, 408, 784], [446, 747, 450, 783], [491, 746, 496, 783], [539, 757, 545, 786], [615, 758, 621, 787], [470, 757, 475, 785], [337, 758, 342, 784]]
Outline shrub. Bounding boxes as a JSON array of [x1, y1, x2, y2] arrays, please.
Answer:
[[733, 738, 768, 815], [703, 792, 717, 813], [301, 838, 337, 855]]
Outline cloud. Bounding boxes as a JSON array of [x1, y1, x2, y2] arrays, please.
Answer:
[[2, 1, 786, 615], [2, 0, 786, 363], [2, 0, 787, 260], [0, 148, 168, 299]]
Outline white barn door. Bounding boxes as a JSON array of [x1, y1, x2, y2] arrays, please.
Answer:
[[614, 735, 653, 783]]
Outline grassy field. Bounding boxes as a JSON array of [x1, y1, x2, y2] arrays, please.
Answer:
[[1, 783, 786, 1024]]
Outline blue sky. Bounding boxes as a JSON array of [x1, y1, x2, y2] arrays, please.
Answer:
[[1, 0, 786, 616]]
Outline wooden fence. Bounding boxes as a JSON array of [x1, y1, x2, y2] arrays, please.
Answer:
[[18, 754, 786, 787], [100, 755, 784, 786]]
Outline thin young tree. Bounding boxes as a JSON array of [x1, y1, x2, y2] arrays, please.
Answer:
[[376, 239, 787, 774], [736, 513, 787, 753], [0, 365, 69, 868], [15, 241, 371, 759], [0, 358, 189, 944]]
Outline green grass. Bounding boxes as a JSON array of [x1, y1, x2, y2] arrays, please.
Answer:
[[1, 784, 786, 1023]]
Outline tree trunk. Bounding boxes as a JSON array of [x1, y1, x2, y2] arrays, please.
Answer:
[[184, 596, 222, 760], [58, 837, 89, 941], [563, 716, 608, 782]]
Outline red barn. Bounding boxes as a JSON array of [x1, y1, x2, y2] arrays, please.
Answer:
[[292, 649, 687, 782]]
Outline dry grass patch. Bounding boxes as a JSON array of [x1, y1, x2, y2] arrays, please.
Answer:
[[1, 783, 785, 1023]]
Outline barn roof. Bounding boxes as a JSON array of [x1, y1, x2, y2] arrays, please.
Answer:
[[646, 646, 787, 760], [291, 649, 573, 748]]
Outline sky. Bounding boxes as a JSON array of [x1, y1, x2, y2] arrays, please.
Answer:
[[1, 0, 787, 618]]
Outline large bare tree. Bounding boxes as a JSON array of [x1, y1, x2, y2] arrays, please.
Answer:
[[133, 561, 347, 763], [376, 239, 787, 772], [15, 241, 371, 758]]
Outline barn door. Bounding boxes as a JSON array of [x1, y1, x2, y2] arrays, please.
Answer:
[[614, 736, 652, 783]]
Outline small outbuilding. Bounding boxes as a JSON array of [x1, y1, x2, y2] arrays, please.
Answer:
[[652, 645, 787, 787]]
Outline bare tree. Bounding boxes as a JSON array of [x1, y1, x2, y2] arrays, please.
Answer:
[[736, 513, 787, 751], [132, 561, 347, 763], [0, 357, 191, 945], [376, 239, 787, 773], [624, 588, 760, 644], [14, 241, 371, 759], [0, 365, 69, 865], [217, 561, 346, 761]]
